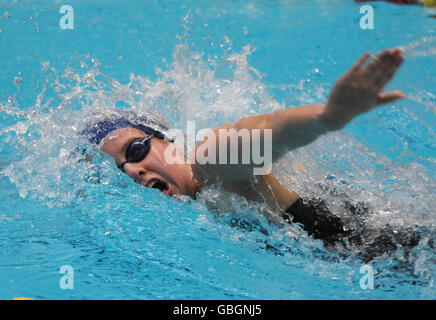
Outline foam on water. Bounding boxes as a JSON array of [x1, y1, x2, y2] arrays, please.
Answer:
[[0, 12, 435, 298]]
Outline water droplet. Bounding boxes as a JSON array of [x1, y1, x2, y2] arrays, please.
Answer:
[[13, 76, 22, 86]]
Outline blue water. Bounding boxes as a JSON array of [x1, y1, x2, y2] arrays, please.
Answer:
[[0, 0, 435, 299]]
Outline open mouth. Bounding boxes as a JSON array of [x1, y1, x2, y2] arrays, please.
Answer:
[[146, 178, 170, 194]]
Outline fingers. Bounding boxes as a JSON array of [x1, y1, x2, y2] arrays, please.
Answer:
[[364, 49, 392, 77], [375, 62, 400, 88], [364, 48, 404, 89], [345, 52, 371, 76], [373, 48, 404, 88], [377, 91, 406, 105]]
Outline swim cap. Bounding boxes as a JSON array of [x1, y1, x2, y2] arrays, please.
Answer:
[[82, 108, 172, 146]]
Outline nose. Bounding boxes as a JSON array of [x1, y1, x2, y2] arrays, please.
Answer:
[[123, 163, 147, 183]]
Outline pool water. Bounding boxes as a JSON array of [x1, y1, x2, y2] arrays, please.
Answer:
[[0, 0, 435, 299]]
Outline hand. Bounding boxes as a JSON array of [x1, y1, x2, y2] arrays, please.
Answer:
[[321, 48, 405, 129]]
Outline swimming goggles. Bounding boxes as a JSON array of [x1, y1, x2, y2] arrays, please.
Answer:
[[117, 126, 173, 172]]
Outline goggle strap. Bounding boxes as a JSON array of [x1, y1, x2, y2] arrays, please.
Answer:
[[140, 126, 174, 143]]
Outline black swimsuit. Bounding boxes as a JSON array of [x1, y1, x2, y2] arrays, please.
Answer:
[[282, 197, 427, 260], [229, 194, 428, 260], [282, 197, 355, 245]]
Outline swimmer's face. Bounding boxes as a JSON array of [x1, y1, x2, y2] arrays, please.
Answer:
[[100, 127, 198, 198]]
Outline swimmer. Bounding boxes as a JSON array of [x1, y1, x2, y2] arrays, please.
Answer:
[[84, 48, 414, 253]]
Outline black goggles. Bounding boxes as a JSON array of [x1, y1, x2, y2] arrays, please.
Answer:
[[117, 127, 173, 172]]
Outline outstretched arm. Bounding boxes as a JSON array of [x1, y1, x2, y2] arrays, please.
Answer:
[[232, 48, 405, 162], [194, 48, 405, 182]]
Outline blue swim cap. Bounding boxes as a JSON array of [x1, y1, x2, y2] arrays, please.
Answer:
[[82, 109, 172, 146]]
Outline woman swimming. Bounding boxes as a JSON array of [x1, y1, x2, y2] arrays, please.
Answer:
[[84, 48, 419, 255]]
